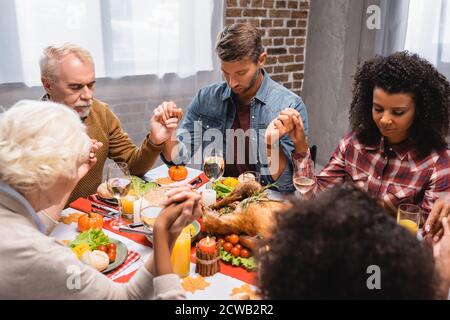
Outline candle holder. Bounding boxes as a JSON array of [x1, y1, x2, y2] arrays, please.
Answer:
[[195, 240, 220, 277]]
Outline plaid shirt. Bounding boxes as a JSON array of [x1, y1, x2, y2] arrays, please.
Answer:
[[293, 132, 450, 217]]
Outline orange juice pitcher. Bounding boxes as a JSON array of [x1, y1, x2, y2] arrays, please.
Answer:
[[170, 230, 191, 277]]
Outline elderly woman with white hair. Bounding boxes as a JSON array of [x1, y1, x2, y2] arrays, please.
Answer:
[[0, 100, 200, 299]]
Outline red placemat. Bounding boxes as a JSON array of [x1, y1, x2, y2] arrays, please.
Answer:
[[102, 219, 152, 247], [69, 197, 92, 212]]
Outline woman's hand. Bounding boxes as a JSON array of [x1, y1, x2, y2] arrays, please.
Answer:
[[423, 197, 450, 242], [265, 108, 296, 145], [161, 186, 202, 236], [279, 109, 308, 153]]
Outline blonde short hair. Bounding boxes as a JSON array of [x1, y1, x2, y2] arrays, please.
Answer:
[[39, 42, 95, 81], [0, 100, 91, 194]]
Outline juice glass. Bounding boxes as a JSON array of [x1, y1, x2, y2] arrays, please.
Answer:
[[397, 203, 421, 236], [170, 229, 191, 277]]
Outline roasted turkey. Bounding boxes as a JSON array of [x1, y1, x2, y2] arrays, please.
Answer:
[[203, 181, 291, 237]]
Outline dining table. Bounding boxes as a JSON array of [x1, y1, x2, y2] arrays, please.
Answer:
[[50, 164, 269, 300]]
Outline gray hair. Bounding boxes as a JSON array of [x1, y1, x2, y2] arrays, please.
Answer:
[[40, 42, 94, 81], [0, 100, 91, 194]]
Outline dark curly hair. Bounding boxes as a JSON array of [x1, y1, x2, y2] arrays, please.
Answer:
[[258, 184, 438, 299], [349, 51, 450, 158]]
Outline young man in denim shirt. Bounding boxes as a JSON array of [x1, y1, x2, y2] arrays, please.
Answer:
[[155, 23, 309, 193]]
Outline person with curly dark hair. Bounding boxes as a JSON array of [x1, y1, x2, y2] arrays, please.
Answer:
[[272, 51, 450, 218], [258, 184, 441, 299]]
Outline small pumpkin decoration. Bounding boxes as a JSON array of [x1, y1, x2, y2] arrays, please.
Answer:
[[168, 165, 188, 181], [77, 212, 104, 232]]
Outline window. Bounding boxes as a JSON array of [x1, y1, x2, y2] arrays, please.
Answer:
[[0, 0, 218, 86], [404, 0, 450, 78]]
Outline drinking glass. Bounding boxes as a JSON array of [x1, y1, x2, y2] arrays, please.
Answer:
[[293, 161, 315, 199], [397, 203, 421, 236], [106, 162, 131, 228], [203, 149, 225, 189], [240, 171, 261, 183], [170, 228, 191, 277]]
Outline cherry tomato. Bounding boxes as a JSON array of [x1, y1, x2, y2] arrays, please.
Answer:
[[224, 235, 231, 242], [229, 234, 239, 245], [218, 238, 225, 246], [97, 245, 107, 253], [223, 242, 233, 252], [107, 243, 117, 251], [235, 244, 242, 250], [108, 249, 116, 263], [230, 247, 241, 257], [240, 249, 251, 258]]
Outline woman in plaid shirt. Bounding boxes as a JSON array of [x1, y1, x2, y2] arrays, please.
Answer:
[[273, 51, 450, 222]]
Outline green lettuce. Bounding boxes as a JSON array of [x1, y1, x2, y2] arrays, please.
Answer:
[[131, 176, 158, 196], [220, 247, 257, 271], [69, 229, 110, 250]]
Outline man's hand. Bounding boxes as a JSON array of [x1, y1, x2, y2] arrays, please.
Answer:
[[284, 109, 308, 151], [265, 108, 296, 145], [423, 197, 450, 242], [149, 101, 183, 145], [77, 139, 103, 182]]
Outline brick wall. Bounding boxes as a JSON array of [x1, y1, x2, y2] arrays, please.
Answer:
[[224, 0, 309, 96]]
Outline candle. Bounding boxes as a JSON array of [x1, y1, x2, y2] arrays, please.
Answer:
[[202, 189, 217, 207], [198, 236, 216, 254]]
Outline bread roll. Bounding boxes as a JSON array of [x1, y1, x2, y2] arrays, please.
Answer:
[[97, 182, 113, 199], [80, 250, 110, 272]]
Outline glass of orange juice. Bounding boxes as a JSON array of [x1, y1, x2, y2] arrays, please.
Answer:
[[170, 229, 191, 277], [120, 194, 136, 221], [397, 203, 421, 236]]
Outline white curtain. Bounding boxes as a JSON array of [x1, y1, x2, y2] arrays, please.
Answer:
[[0, 0, 216, 87], [404, 0, 450, 71], [374, 0, 410, 56]]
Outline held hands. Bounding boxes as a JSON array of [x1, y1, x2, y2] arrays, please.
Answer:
[[265, 108, 308, 152], [155, 186, 202, 238], [423, 196, 450, 243], [149, 101, 183, 145], [77, 139, 103, 182]]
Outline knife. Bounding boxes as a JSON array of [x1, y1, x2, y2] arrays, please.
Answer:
[[119, 226, 152, 236], [91, 202, 119, 214], [91, 208, 117, 219]]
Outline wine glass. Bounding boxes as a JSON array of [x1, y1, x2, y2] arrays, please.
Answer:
[[106, 162, 132, 228], [293, 162, 315, 200], [203, 149, 225, 189]]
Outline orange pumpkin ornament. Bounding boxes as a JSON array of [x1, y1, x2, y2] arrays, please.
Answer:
[[168, 165, 188, 181], [77, 212, 104, 232]]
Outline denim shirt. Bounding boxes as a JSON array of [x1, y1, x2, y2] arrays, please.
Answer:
[[162, 70, 309, 192]]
